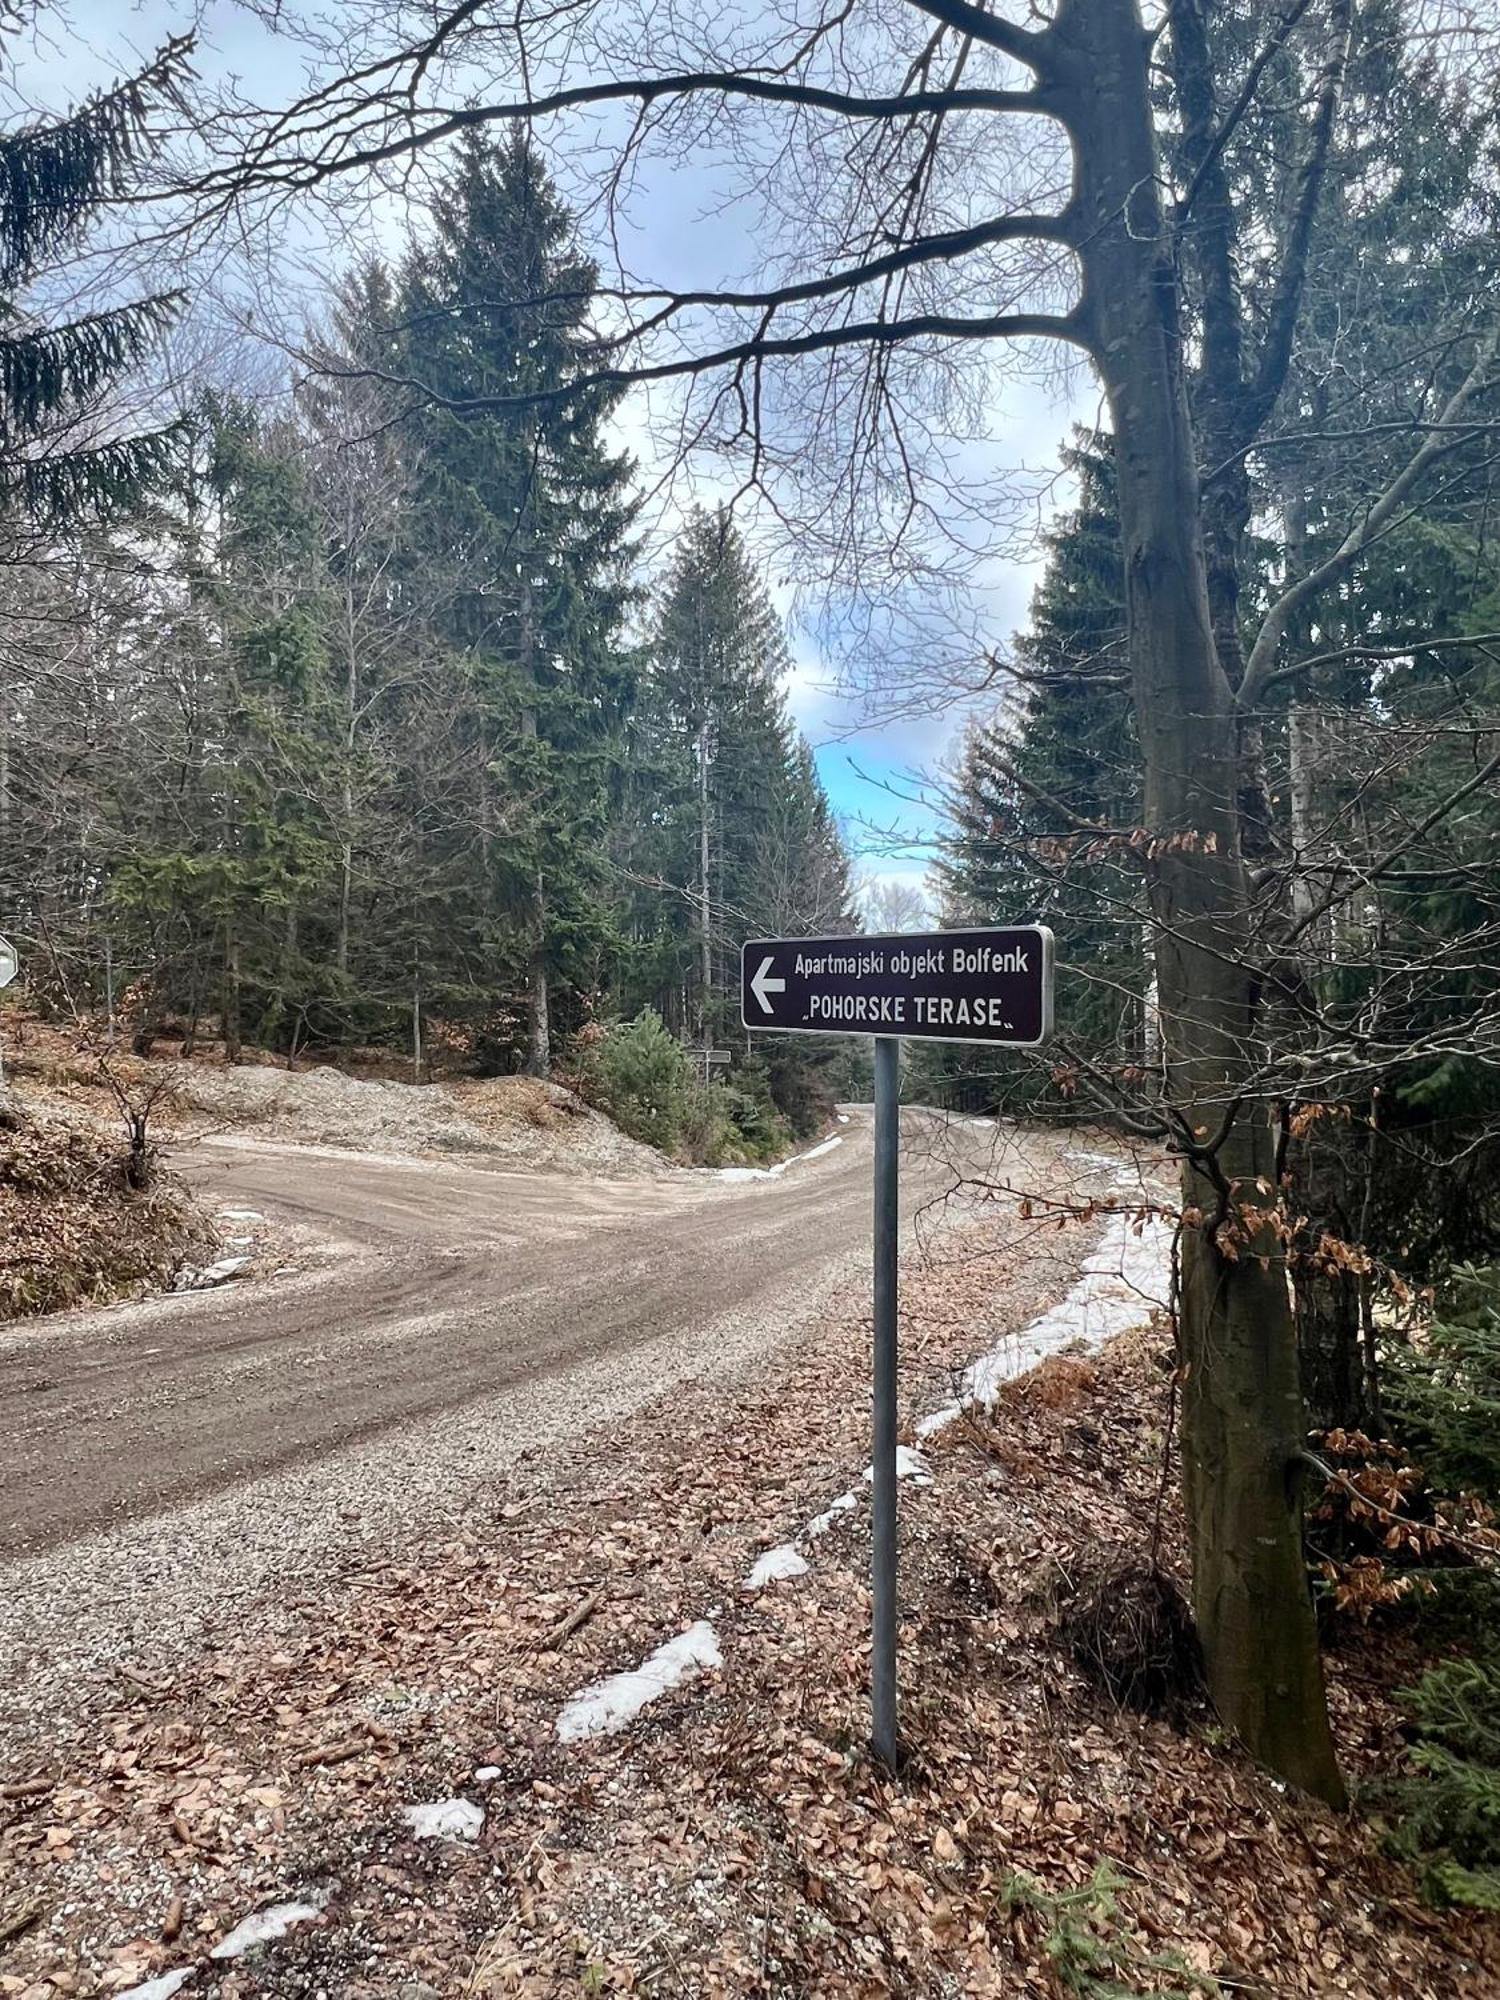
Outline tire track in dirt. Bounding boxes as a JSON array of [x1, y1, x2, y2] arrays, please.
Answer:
[[0, 1111, 974, 1558]]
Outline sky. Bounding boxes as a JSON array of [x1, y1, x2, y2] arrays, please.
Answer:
[[13, 0, 1089, 907]]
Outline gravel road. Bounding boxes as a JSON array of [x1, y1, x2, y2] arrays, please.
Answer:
[[0, 1108, 1053, 1725]]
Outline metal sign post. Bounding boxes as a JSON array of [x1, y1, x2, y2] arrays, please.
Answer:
[[681, 1045, 733, 1088], [0, 936, 16, 1090], [870, 1033, 901, 1765], [742, 925, 1054, 1768]]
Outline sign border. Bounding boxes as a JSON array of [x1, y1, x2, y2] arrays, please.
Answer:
[[740, 924, 1055, 1047]]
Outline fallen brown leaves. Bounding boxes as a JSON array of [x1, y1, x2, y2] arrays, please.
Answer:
[[2, 1148, 1496, 1997], [0, 1099, 208, 1320]]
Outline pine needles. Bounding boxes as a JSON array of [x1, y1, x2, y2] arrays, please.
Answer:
[[0, 38, 192, 287], [1379, 1265, 1500, 1910], [0, 35, 192, 526], [1388, 1645, 1500, 1912]]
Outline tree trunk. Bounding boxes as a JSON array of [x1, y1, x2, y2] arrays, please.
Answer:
[[1140, 922, 1160, 1078], [697, 715, 713, 1033], [520, 578, 550, 1076], [0, 661, 9, 864], [337, 833, 353, 981], [338, 501, 358, 981], [223, 927, 242, 1065], [527, 865, 550, 1076], [1057, 0, 1344, 1804]]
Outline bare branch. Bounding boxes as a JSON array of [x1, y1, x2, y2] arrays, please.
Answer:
[[904, 0, 1053, 70], [328, 305, 1092, 416], [213, 69, 1049, 198], [1173, 0, 1315, 230], [1244, 0, 1352, 434]]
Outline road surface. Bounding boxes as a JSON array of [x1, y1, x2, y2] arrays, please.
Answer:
[[0, 1111, 986, 1559]]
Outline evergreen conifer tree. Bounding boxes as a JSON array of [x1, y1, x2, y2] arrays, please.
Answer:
[[396, 134, 636, 1073], [936, 433, 1143, 1110], [0, 20, 190, 536], [642, 505, 854, 1037]]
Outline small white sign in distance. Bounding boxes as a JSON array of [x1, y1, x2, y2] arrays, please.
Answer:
[[0, 936, 16, 990], [740, 925, 1054, 1047]]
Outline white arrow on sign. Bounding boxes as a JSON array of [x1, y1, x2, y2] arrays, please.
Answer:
[[750, 954, 786, 1015]]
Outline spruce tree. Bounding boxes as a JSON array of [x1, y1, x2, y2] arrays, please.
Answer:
[[642, 505, 853, 1038], [0, 23, 190, 535], [396, 134, 636, 1073], [936, 433, 1143, 1110], [207, 404, 343, 1056], [0, 21, 193, 999], [299, 260, 461, 1059], [624, 504, 854, 1126]]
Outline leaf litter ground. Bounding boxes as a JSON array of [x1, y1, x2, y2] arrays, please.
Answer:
[[2, 1136, 1496, 1998]]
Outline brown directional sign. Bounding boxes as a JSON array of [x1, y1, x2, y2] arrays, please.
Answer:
[[741, 925, 1054, 1045]]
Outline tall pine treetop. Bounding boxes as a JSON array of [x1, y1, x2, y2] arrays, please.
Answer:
[[1, 20, 193, 525]]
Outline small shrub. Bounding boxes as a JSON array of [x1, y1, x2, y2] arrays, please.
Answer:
[[763, 1044, 837, 1139], [1386, 1643, 1500, 1910], [1386, 1265, 1500, 1498], [1375, 1264, 1500, 1908], [1059, 1562, 1202, 1717], [580, 1014, 793, 1165], [676, 1080, 738, 1164], [582, 1009, 695, 1153], [999, 1863, 1219, 1997], [713, 1064, 787, 1161]]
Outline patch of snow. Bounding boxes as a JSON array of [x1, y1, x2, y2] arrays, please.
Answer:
[[473, 1764, 502, 1783], [793, 1135, 844, 1167], [1067, 1148, 1121, 1171], [557, 1620, 722, 1743], [961, 1210, 1173, 1408], [863, 1445, 934, 1486], [715, 1135, 844, 1182], [120, 1974, 194, 2000], [217, 1208, 263, 1220], [225, 1235, 254, 1248], [916, 1402, 962, 1440], [402, 1796, 484, 1841], [836, 1112, 851, 1124], [778, 1203, 1171, 1607], [806, 1491, 858, 1537], [745, 1544, 809, 1590], [210, 1893, 326, 1961], [174, 1255, 253, 1292], [967, 1116, 996, 1129]]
